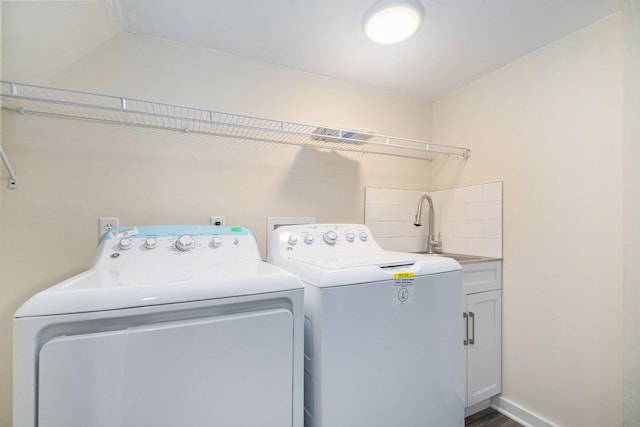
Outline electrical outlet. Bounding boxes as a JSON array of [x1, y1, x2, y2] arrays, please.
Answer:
[[99, 217, 119, 237], [209, 216, 225, 226]]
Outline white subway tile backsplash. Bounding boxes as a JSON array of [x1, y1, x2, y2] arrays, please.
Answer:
[[365, 187, 411, 205], [466, 203, 484, 220], [483, 182, 502, 201], [383, 191, 408, 205], [482, 201, 502, 220], [483, 220, 502, 239], [403, 236, 429, 253], [391, 204, 416, 222], [364, 188, 387, 204], [380, 236, 426, 252], [384, 239, 407, 252], [366, 221, 385, 238], [375, 236, 393, 250], [365, 183, 502, 257], [384, 221, 423, 238], [468, 238, 502, 258], [438, 220, 455, 238], [432, 204, 443, 222], [429, 190, 450, 206], [467, 201, 502, 220], [453, 185, 484, 204], [402, 190, 428, 205], [453, 221, 484, 238], [374, 222, 394, 237], [364, 204, 394, 221], [442, 237, 470, 255], [441, 203, 469, 221]]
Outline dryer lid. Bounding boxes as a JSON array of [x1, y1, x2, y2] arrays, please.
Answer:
[[15, 261, 303, 317]]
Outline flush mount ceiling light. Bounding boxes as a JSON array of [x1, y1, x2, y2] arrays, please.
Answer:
[[363, 0, 425, 44]]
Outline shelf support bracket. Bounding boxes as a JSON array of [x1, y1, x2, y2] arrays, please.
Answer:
[[0, 145, 18, 189]]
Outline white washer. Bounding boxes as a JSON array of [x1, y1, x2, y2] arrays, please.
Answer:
[[14, 225, 304, 427], [268, 223, 464, 427]]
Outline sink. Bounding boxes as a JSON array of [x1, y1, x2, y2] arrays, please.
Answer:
[[412, 252, 496, 263]]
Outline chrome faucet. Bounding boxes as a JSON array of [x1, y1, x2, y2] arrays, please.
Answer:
[[414, 194, 443, 254]]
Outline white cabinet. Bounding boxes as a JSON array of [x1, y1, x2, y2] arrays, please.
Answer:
[[462, 261, 502, 408]]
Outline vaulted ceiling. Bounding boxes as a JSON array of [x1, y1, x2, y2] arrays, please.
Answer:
[[2, 1, 621, 100], [114, 0, 621, 100]]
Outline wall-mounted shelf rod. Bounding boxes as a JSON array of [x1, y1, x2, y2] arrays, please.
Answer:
[[0, 145, 18, 189]]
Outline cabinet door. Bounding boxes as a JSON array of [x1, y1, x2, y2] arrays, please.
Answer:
[[466, 290, 502, 407]]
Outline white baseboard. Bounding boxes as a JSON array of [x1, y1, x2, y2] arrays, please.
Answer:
[[491, 396, 557, 427], [465, 399, 491, 417]]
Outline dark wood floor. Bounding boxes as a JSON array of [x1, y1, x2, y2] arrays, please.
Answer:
[[465, 408, 524, 427]]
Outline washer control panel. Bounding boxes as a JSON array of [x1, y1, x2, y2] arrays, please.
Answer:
[[95, 225, 259, 267], [269, 223, 382, 262]]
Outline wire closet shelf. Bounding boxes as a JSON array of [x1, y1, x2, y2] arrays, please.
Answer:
[[0, 81, 471, 186]]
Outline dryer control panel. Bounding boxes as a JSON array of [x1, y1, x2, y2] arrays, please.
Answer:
[[94, 225, 261, 267]]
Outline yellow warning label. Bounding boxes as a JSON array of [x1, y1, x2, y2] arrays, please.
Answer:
[[393, 272, 415, 279]]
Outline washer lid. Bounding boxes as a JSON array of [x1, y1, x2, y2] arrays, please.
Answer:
[[14, 261, 303, 317], [288, 250, 426, 269], [278, 251, 461, 288]]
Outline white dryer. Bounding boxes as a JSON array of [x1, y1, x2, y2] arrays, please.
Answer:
[[268, 223, 464, 427], [14, 225, 304, 427]]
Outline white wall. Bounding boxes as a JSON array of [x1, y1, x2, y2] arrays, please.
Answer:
[[433, 13, 624, 427], [1, 0, 119, 83], [623, 1, 640, 425], [0, 4, 5, 425], [0, 9, 435, 427]]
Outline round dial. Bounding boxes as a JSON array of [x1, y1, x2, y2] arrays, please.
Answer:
[[211, 236, 223, 247], [323, 231, 338, 245], [175, 234, 196, 251], [287, 235, 298, 245], [304, 234, 314, 245], [144, 237, 158, 249], [118, 238, 133, 250], [345, 232, 355, 242], [359, 232, 368, 242]]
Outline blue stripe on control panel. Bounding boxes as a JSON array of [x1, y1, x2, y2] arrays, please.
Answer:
[[98, 225, 252, 245]]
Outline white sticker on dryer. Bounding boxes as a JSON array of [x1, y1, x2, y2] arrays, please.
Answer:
[[111, 227, 138, 239]]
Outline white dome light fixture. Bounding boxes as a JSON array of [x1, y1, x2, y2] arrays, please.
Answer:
[[363, 0, 425, 45]]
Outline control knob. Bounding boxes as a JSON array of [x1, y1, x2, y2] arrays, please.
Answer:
[[287, 235, 298, 246], [118, 238, 133, 250], [359, 232, 368, 242], [304, 234, 314, 245], [211, 236, 223, 247], [144, 237, 158, 249], [175, 234, 196, 251], [323, 231, 338, 245], [345, 232, 355, 242]]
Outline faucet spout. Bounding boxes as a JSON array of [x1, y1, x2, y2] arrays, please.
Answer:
[[414, 194, 442, 254]]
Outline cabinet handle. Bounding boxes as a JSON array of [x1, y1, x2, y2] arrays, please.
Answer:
[[463, 312, 468, 346], [469, 312, 475, 345]]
